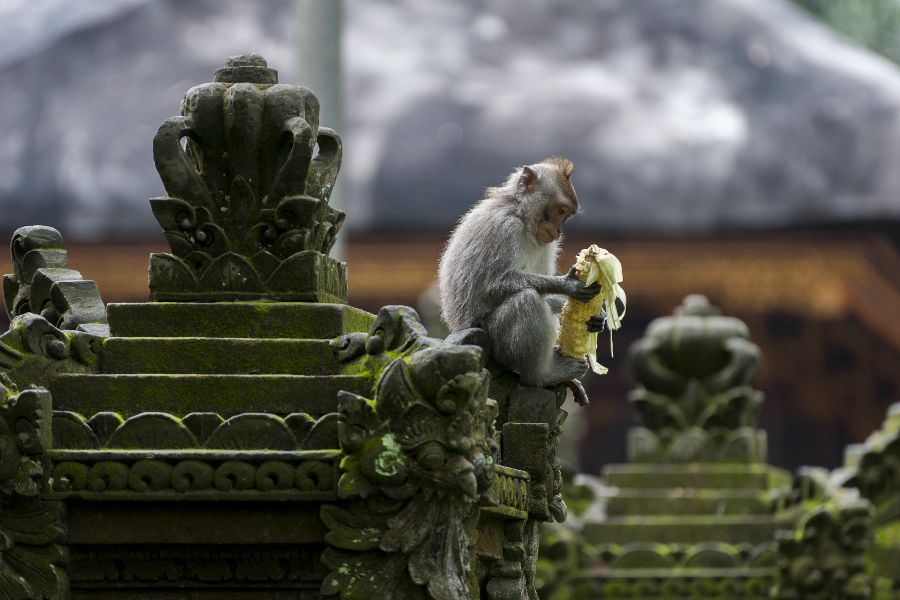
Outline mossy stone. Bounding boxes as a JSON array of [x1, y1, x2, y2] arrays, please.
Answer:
[[49, 373, 370, 418], [603, 464, 790, 491], [107, 302, 373, 339], [99, 337, 344, 375]]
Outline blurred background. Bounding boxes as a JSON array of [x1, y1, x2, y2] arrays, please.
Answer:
[[0, 0, 898, 474]]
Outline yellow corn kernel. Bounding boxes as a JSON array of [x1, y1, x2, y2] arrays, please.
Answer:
[[556, 245, 626, 375]]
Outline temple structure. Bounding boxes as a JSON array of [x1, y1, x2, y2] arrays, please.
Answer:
[[0, 54, 896, 600]]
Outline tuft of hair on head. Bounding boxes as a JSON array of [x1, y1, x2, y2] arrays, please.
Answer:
[[542, 155, 575, 179]]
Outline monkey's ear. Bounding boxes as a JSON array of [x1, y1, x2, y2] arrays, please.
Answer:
[[517, 166, 538, 194]]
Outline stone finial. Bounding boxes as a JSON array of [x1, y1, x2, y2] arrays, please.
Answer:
[[626, 295, 765, 463], [148, 54, 346, 302], [213, 53, 278, 84]]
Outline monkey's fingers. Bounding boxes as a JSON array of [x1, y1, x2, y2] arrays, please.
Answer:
[[586, 315, 606, 333], [572, 282, 601, 303]]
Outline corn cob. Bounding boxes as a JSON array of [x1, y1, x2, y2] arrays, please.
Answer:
[[556, 244, 626, 375]]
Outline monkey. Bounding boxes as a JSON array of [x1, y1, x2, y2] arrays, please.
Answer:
[[438, 156, 602, 396]]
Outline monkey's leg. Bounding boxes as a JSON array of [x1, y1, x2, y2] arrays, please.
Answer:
[[484, 289, 582, 387]]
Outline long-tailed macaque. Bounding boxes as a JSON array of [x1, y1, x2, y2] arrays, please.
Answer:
[[439, 156, 601, 389]]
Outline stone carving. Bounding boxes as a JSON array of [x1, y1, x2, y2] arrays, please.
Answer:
[[3, 225, 108, 336], [0, 226, 106, 389], [831, 403, 900, 593], [334, 304, 431, 368], [482, 465, 531, 517], [0, 386, 68, 599], [0, 313, 100, 388], [321, 319, 498, 599], [49, 452, 337, 499], [445, 327, 570, 524], [627, 294, 765, 463], [148, 53, 346, 302], [776, 497, 874, 600], [0, 387, 51, 499], [497, 395, 568, 523], [836, 403, 900, 509], [52, 410, 340, 450], [534, 466, 779, 599], [69, 546, 327, 588], [0, 226, 108, 599]]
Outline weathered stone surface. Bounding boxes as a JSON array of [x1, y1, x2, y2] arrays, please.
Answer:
[[107, 302, 373, 339], [48, 373, 369, 418], [4, 225, 109, 336], [322, 312, 503, 600], [582, 514, 794, 545], [100, 337, 345, 375], [605, 489, 773, 516], [54, 410, 340, 452], [506, 386, 557, 425], [67, 544, 329, 592], [48, 449, 339, 501], [67, 502, 327, 545], [603, 463, 791, 491]]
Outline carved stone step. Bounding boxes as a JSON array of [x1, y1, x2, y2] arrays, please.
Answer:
[[99, 337, 349, 375], [582, 569, 776, 599], [48, 373, 370, 418], [603, 464, 791, 491], [581, 514, 794, 545], [604, 489, 773, 517], [107, 302, 374, 339]]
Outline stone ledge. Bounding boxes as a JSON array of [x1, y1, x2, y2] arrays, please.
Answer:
[[49, 373, 370, 417], [603, 464, 791, 491], [107, 302, 373, 339], [99, 337, 344, 375]]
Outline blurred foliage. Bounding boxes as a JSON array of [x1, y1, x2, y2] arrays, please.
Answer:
[[793, 0, 900, 63]]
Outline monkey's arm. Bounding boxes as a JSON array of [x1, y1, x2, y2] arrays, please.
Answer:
[[487, 269, 598, 305]]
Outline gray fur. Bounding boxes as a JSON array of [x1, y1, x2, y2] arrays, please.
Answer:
[[438, 159, 595, 386]]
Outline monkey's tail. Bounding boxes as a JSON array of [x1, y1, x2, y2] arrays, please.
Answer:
[[565, 379, 590, 407]]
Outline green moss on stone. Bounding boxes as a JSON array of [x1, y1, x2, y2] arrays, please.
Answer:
[[107, 302, 374, 339], [100, 337, 348, 376], [49, 373, 371, 418], [375, 433, 405, 477]]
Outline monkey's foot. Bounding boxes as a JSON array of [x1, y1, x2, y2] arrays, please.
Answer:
[[544, 351, 588, 386]]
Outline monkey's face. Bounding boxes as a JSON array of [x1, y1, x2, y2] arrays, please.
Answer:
[[537, 195, 575, 244]]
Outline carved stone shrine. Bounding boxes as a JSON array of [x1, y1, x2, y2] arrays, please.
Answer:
[[535, 296, 900, 600]]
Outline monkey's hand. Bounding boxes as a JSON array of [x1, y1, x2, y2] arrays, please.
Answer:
[[561, 268, 600, 303], [586, 313, 606, 333]]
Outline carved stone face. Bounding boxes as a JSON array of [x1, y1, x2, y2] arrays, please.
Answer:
[[340, 344, 496, 502]]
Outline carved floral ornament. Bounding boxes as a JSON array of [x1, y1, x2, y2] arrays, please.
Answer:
[[149, 54, 346, 301]]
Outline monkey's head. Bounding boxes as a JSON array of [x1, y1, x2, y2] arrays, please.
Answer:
[[517, 156, 578, 245]]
